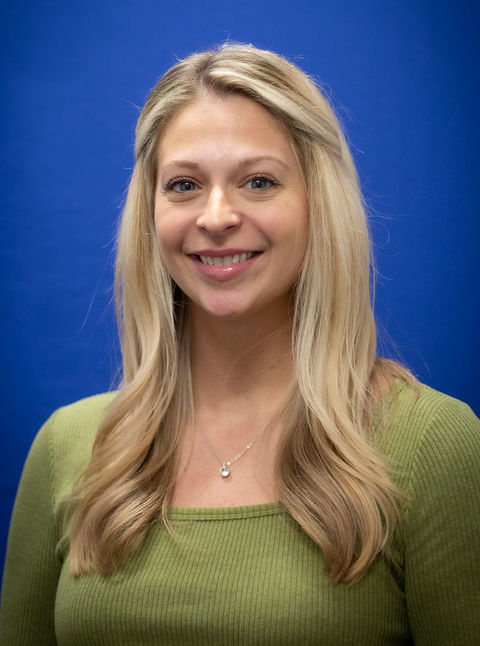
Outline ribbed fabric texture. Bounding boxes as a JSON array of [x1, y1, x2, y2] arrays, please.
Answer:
[[1, 381, 479, 645]]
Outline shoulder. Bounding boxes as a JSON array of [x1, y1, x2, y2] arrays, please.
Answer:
[[386, 378, 479, 445], [45, 391, 117, 455], [381, 378, 480, 500], [46, 391, 117, 439], [383, 382, 480, 638], [30, 392, 117, 506]]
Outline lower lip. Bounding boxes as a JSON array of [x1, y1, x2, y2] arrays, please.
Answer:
[[190, 253, 261, 282]]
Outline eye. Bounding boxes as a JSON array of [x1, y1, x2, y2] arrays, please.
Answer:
[[163, 177, 199, 193], [244, 174, 279, 190]]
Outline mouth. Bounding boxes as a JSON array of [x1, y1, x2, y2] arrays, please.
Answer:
[[195, 251, 258, 266], [188, 250, 262, 282]]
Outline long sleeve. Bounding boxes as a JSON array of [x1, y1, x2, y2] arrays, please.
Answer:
[[403, 396, 480, 643], [0, 412, 60, 645]]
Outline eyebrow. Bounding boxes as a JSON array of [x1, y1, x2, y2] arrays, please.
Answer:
[[159, 155, 290, 173]]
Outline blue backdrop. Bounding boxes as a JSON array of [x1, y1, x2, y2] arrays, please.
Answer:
[[1, 0, 479, 573]]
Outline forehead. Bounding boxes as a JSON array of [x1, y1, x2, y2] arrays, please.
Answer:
[[156, 93, 297, 168]]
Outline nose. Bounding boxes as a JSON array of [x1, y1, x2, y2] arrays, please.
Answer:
[[196, 186, 240, 235]]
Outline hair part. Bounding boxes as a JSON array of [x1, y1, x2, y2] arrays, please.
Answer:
[[67, 43, 416, 584]]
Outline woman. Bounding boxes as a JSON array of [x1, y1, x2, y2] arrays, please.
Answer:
[[1, 43, 479, 645]]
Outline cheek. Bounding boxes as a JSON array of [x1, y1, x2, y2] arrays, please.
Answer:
[[154, 210, 183, 255], [283, 198, 309, 248], [295, 196, 309, 248], [283, 206, 309, 278]]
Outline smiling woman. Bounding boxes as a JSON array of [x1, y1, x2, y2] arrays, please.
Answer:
[[154, 93, 308, 320], [1, 43, 479, 645]]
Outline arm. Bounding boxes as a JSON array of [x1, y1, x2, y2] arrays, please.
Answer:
[[404, 398, 480, 644], [0, 413, 61, 645]]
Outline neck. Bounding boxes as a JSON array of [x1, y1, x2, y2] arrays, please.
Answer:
[[188, 301, 295, 417]]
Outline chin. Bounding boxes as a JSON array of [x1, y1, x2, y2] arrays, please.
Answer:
[[203, 303, 253, 320], [192, 294, 261, 321]]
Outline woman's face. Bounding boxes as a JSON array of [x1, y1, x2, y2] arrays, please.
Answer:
[[154, 92, 308, 321]]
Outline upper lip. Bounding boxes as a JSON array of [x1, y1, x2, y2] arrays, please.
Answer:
[[189, 248, 260, 257]]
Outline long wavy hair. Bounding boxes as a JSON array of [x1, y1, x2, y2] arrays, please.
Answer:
[[68, 43, 415, 584]]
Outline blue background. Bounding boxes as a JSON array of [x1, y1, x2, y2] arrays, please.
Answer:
[[1, 0, 479, 574]]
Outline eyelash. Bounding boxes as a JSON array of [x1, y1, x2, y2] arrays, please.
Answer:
[[161, 172, 280, 193], [244, 173, 280, 190], [161, 176, 197, 193]]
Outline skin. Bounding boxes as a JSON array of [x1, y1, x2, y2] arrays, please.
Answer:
[[154, 92, 309, 506]]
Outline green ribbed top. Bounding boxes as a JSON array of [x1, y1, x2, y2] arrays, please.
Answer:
[[1, 381, 480, 645]]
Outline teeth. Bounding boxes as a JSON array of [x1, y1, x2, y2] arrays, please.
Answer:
[[199, 252, 254, 266]]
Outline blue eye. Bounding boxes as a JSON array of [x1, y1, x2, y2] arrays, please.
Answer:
[[245, 175, 278, 190], [247, 177, 270, 190], [172, 179, 197, 192]]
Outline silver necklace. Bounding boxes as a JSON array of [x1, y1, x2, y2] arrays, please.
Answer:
[[198, 423, 269, 478]]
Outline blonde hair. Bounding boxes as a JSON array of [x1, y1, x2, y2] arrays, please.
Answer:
[[68, 43, 415, 583]]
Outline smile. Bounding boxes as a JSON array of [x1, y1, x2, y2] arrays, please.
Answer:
[[189, 250, 262, 282], [198, 252, 255, 266]]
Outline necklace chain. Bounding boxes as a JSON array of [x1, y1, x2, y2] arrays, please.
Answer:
[[198, 423, 269, 478]]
